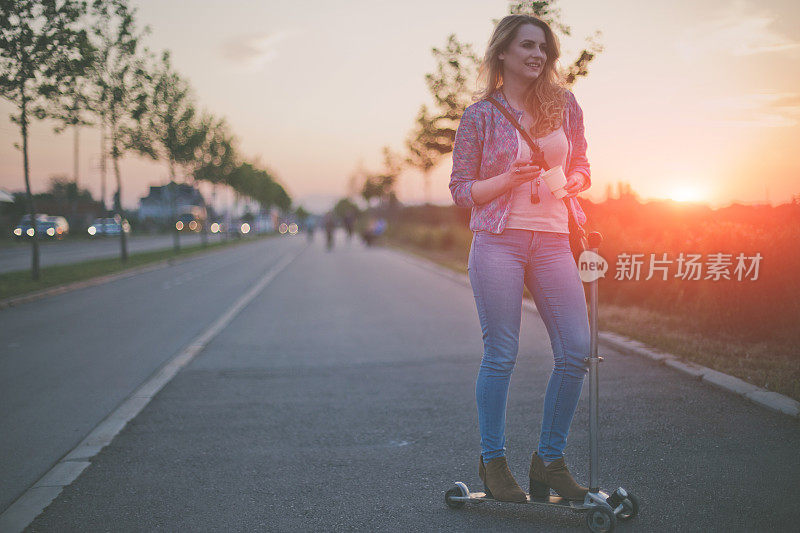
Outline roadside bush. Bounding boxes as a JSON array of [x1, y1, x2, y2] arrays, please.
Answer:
[[386, 200, 800, 350]]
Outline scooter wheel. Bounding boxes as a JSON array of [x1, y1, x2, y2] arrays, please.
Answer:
[[586, 506, 616, 532], [445, 485, 466, 509], [617, 493, 639, 521]]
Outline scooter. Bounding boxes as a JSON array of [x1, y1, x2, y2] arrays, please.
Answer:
[[444, 232, 640, 533]]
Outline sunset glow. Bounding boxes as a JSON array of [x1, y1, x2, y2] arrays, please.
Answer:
[[1, 0, 798, 212], [667, 186, 706, 203]]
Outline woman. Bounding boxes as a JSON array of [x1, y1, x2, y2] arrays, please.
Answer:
[[449, 14, 592, 503]]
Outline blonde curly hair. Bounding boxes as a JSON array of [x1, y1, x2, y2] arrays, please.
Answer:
[[476, 14, 567, 137]]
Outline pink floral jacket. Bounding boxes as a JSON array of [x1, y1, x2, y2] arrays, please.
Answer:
[[448, 88, 590, 233]]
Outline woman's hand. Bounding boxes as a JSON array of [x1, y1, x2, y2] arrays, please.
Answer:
[[563, 173, 587, 197], [506, 160, 543, 189]]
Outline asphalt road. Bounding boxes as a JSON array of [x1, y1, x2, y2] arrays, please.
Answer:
[[0, 233, 226, 274], [0, 232, 296, 514], [3, 230, 799, 531]]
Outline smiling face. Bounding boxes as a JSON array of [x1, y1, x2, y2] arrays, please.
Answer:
[[498, 23, 548, 84]]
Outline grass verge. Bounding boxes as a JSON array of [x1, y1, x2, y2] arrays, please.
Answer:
[[385, 239, 800, 403], [0, 234, 273, 301]]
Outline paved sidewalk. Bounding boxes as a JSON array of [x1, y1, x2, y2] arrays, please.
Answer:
[[24, 238, 800, 531]]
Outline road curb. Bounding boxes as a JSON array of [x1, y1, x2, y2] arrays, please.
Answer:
[[389, 245, 800, 420], [599, 334, 800, 419]]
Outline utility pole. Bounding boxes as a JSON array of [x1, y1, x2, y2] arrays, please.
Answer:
[[74, 127, 79, 187], [72, 126, 79, 228]]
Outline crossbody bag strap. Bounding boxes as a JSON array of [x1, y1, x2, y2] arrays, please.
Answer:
[[486, 96, 545, 167], [486, 96, 578, 219]]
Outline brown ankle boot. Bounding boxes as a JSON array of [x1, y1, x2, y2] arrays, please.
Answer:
[[529, 451, 588, 501], [478, 456, 527, 503]]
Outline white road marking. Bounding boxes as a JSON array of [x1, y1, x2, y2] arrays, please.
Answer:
[[0, 245, 305, 533]]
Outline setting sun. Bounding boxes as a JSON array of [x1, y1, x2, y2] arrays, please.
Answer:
[[668, 186, 706, 203]]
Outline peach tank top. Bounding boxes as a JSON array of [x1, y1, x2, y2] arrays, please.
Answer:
[[505, 112, 569, 234]]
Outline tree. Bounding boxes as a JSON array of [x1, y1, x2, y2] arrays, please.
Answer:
[[294, 205, 310, 224], [192, 114, 238, 187], [87, 0, 150, 262], [506, 1, 603, 86], [269, 179, 291, 212], [332, 198, 359, 221], [49, 20, 94, 231], [46, 176, 95, 203], [405, 106, 438, 204], [615, 181, 638, 202], [189, 113, 238, 244], [405, 35, 481, 185], [346, 160, 369, 200], [130, 50, 199, 252], [0, 0, 90, 280], [361, 147, 401, 211], [361, 176, 383, 208], [227, 162, 290, 215]]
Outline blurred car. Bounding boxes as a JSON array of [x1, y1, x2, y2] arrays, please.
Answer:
[[277, 221, 299, 235], [12, 214, 46, 240], [209, 220, 221, 234], [222, 220, 252, 239], [38, 220, 66, 240], [47, 216, 69, 238], [12, 214, 68, 240], [175, 213, 202, 232], [87, 216, 130, 237], [250, 214, 275, 234]]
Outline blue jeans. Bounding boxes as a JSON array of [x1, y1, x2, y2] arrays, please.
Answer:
[[468, 229, 590, 463]]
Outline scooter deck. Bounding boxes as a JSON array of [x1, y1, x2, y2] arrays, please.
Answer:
[[467, 492, 589, 510]]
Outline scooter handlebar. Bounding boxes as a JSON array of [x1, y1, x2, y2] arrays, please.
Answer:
[[587, 231, 603, 248]]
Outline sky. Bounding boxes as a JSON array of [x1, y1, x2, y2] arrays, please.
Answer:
[[1, 0, 799, 213]]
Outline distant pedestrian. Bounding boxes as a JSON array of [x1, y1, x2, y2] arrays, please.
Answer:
[[343, 213, 355, 241], [359, 215, 385, 247], [323, 212, 336, 251], [306, 218, 316, 243]]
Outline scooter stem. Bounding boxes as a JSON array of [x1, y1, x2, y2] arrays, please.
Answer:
[[586, 232, 603, 493]]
